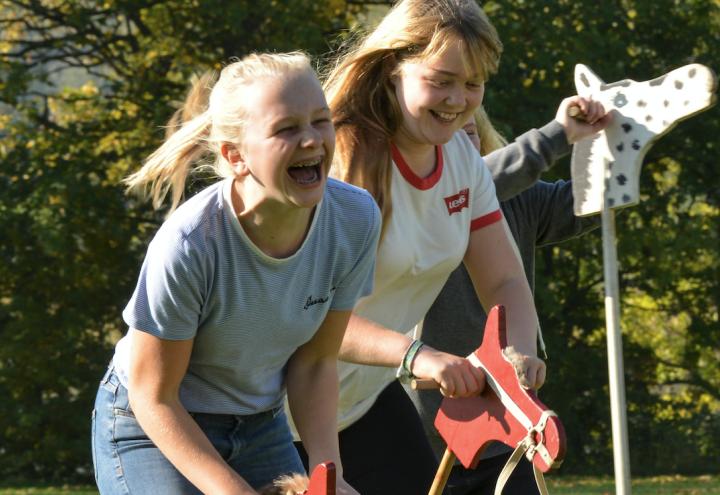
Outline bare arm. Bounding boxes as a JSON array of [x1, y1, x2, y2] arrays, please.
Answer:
[[339, 313, 486, 398], [287, 310, 359, 495], [463, 220, 546, 389], [127, 329, 257, 495]]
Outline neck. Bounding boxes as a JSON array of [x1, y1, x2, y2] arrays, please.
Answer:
[[231, 179, 314, 258], [392, 132, 437, 178]]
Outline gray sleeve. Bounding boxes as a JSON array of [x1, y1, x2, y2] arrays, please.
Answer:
[[485, 120, 571, 201], [122, 234, 205, 340], [529, 180, 600, 246]]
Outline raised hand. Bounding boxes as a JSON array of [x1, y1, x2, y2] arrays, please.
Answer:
[[555, 95, 613, 144]]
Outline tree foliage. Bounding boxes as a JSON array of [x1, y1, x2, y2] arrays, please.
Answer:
[[0, 0, 718, 484], [0, 0, 355, 483], [482, 0, 720, 475]]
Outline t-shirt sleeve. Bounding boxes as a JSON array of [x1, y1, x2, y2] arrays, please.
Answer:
[[470, 153, 502, 231], [330, 198, 382, 311], [122, 232, 205, 340]]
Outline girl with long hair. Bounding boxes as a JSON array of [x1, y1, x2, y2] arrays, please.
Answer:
[[289, 1, 609, 493], [91, 52, 379, 495]]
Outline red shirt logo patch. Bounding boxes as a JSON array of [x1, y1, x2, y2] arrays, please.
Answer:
[[444, 188, 469, 215]]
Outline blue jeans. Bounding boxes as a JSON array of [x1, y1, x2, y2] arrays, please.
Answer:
[[91, 366, 304, 494]]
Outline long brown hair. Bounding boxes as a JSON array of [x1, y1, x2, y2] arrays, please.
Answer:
[[324, 0, 502, 234]]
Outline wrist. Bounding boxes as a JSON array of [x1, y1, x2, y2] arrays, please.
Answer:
[[395, 339, 424, 383]]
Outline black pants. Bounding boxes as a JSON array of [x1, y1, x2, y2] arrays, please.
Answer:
[[295, 381, 437, 495], [295, 380, 539, 494], [445, 452, 539, 495]]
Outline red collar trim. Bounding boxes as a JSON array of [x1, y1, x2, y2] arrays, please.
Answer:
[[390, 143, 443, 190]]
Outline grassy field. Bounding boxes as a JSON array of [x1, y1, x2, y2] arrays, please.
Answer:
[[549, 475, 720, 494], [0, 475, 718, 494]]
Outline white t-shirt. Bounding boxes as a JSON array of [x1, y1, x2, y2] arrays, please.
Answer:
[[289, 131, 501, 437]]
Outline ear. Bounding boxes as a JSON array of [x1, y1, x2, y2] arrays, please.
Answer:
[[220, 142, 248, 176], [575, 64, 605, 95]]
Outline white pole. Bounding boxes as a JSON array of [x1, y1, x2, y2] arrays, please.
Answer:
[[601, 205, 632, 495]]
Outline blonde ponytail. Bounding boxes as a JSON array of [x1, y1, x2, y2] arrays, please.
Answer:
[[125, 51, 313, 213], [124, 111, 212, 211], [165, 71, 217, 139]]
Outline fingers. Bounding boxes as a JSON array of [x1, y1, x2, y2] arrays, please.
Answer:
[[441, 357, 488, 398], [556, 95, 612, 143], [515, 356, 546, 390], [590, 110, 614, 132], [468, 362, 487, 394], [414, 348, 545, 396], [564, 96, 605, 125], [413, 348, 486, 398]]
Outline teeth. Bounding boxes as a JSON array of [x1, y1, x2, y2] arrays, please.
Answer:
[[434, 111, 459, 122], [290, 157, 322, 168]]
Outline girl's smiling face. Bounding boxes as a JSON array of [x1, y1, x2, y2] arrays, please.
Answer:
[[393, 42, 485, 148], [233, 70, 335, 210]]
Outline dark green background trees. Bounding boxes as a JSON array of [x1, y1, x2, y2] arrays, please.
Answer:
[[1, 0, 718, 484], [481, 0, 720, 475]]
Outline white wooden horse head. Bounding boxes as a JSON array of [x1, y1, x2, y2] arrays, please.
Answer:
[[571, 63, 717, 216]]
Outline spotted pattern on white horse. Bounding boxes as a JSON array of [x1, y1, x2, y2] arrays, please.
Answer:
[[571, 63, 717, 216]]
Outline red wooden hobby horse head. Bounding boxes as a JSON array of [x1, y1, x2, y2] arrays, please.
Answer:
[[305, 462, 335, 495], [434, 306, 566, 473]]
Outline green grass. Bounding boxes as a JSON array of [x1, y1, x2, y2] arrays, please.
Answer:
[[0, 475, 718, 494], [0, 488, 96, 495], [548, 474, 720, 494]]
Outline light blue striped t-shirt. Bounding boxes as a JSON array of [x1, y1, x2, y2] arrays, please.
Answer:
[[113, 177, 380, 415]]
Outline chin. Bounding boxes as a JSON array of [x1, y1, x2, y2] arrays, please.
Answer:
[[422, 125, 460, 145]]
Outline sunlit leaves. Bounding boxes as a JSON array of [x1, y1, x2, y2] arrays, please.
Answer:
[[487, 0, 720, 475], [0, 0, 357, 484]]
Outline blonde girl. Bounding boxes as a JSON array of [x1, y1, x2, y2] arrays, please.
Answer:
[[288, 1, 608, 493], [91, 52, 379, 495]]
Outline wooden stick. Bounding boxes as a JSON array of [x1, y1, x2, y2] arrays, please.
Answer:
[[568, 104, 588, 121], [601, 205, 632, 495], [428, 448, 456, 495], [410, 378, 440, 390]]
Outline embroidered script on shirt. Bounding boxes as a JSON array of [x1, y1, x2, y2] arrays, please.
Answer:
[[303, 287, 337, 310]]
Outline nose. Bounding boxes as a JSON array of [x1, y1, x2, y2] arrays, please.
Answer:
[[300, 125, 322, 148], [445, 85, 466, 108]]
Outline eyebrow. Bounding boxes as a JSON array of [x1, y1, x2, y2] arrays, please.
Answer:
[[270, 107, 331, 126], [430, 68, 458, 76], [428, 68, 482, 80]]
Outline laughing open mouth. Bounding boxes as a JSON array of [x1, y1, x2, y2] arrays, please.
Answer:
[[430, 110, 460, 123], [288, 157, 322, 185]]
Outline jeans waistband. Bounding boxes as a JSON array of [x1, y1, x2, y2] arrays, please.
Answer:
[[189, 405, 284, 424], [102, 361, 283, 422]]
